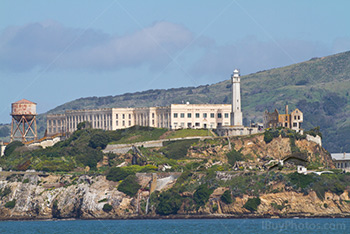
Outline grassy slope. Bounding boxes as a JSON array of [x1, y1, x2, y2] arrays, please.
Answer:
[[1, 51, 350, 152]]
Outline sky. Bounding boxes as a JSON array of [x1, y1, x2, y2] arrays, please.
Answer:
[[1, 0, 350, 123]]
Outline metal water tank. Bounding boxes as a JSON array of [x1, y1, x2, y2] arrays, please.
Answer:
[[11, 99, 37, 121]]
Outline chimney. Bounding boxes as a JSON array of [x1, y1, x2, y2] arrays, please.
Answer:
[[285, 105, 289, 115]]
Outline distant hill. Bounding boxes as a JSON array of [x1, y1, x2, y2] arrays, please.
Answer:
[[1, 51, 350, 152]]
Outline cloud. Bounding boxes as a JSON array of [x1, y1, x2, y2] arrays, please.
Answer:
[[190, 36, 331, 77], [0, 21, 193, 72]]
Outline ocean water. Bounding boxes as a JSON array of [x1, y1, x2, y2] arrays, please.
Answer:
[[0, 218, 349, 234]]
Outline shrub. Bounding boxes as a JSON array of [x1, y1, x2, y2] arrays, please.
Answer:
[[102, 203, 113, 212], [226, 149, 243, 166], [106, 167, 135, 181], [4, 141, 23, 157], [243, 197, 261, 212], [288, 172, 314, 189], [117, 175, 141, 197], [221, 190, 233, 204], [77, 121, 91, 130], [0, 187, 11, 198], [156, 191, 183, 215], [98, 198, 108, 203], [162, 139, 197, 159], [263, 131, 273, 144], [89, 132, 110, 149], [22, 178, 29, 183], [193, 184, 213, 207], [5, 199, 16, 209]]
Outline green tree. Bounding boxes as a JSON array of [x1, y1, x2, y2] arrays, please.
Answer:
[[226, 149, 243, 166], [193, 184, 213, 207], [156, 191, 183, 215], [89, 132, 110, 149], [4, 141, 23, 157], [117, 175, 141, 197], [102, 203, 113, 212], [221, 190, 233, 204], [77, 121, 91, 130], [243, 197, 261, 212], [106, 167, 134, 181]]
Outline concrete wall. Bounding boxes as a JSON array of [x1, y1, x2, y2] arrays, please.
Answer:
[[29, 137, 61, 149], [306, 134, 322, 146]]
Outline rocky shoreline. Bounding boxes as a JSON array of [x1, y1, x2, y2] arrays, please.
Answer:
[[1, 172, 350, 221]]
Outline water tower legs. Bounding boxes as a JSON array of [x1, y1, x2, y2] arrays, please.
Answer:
[[10, 115, 37, 143]]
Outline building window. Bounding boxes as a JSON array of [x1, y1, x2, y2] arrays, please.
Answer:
[[152, 119, 154, 125], [195, 122, 200, 127], [180, 122, 184, 127], [210, 113, 214, 118], [129, 114, 131, 119], [285, 116, 288, 121], [174, 113, 178, 118], [298, 116, 300, 120], [218, 113, 222, 118], [293, 123, 297, 127], [224, 113, 229, 118], [195, 113, 200, 118], [285, 123, 288, 127], [187, 113, 191, 118], [203, 113, 207, 118], [116, 114, 118, 119], [180, 113, 185, 118], [129, 121, 131, 126], [152, 113, 155, 118], [294, 116, 296, 120], [122, 114, 125, 119], [122, 121, 125, 126]]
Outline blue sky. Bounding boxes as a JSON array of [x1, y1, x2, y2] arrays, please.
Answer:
[[1, 0, 350, 123]]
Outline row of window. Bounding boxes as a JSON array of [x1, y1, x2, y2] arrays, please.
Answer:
[[173, 113, 229, 119], [116, 113, 132, 119]]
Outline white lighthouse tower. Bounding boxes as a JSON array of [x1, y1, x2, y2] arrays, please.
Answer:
[[231, 69, 243, 126]]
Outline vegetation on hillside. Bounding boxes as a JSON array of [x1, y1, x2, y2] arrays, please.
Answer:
[[10, 50, 347, 152]]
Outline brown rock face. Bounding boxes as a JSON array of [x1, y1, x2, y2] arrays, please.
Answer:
[[188, 134, 334, 168]]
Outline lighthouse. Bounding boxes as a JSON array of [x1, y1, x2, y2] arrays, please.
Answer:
[[231, 69, 243, 126]]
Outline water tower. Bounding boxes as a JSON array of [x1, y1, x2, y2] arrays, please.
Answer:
[[10, 99, 37, 143]]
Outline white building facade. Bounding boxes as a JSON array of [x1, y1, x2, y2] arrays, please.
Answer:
[[46, 103, 231, 136]]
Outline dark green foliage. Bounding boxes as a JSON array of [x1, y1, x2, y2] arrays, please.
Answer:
[[102, 203, 113, 212], [226, 149, 243, 166], [22, 178, 29, 183], [117, 175, 141, 197], [106, 167, 134, 181], [264, 131, 273, 144], [264, 129, 280, 144], [305, 126, 322, 138], [288, 172, 314, 189], [5, 199, 16, 209], [289, 137, 300, 153], [4, 141, 23, 157], [0, 187, 11, 198], [162, 139, 197, 159], [98, 198, 108, 203], [77, 121, 91, 130], [243, 197, 261, 212], [193, 184, 213, 207], [156, 191, 183, 215], [0, 128, 108, 171], [221, 190, 233, 204], [89, 132, 110, 149]]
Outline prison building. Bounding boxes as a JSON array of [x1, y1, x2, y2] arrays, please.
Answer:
[[46, 103, 231, 136]]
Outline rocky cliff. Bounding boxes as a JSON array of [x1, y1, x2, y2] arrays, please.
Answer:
[[1, 170, 350, 220]]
